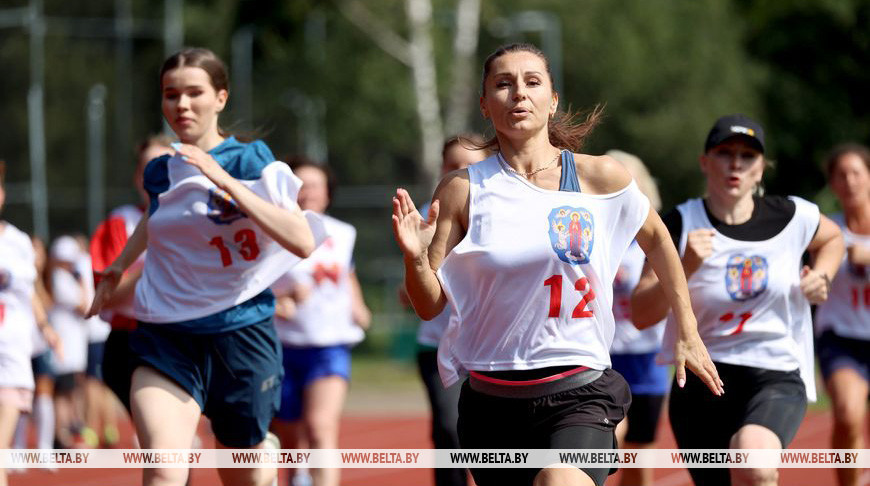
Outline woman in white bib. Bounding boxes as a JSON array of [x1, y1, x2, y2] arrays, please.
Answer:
[[0, 161, 59, 486], [392, 43, 722, 486], [89, 48, 320, 486], [632, 114, 845, 486], [815, 144, 870, 486], [270, 159, 371, 486], [606, 149, 669, 486]]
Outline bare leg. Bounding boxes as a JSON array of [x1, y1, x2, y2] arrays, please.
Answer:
[[826, 368, 869, 486], [131, 366, 201, 486], [272, 419, 307, 485], [729, 424, 781, 486], [215, 436, 277, 486], [0, 403, 22, 486], [534, 465, 596, 486], [302, 376, 347, 486]]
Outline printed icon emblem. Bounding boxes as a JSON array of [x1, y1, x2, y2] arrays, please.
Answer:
[[725, 254, 768, 301], [548, 206, 594, 265]]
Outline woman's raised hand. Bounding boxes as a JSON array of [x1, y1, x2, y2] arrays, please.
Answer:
[[391, 188, 439, 260], [174, 143, 230, 186]]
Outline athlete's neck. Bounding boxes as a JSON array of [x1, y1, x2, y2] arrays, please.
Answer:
[[705, 193, 755, 225], [496, 132, 559, 174], [844, 201, 870, 235], [185, 131, 226, 152]]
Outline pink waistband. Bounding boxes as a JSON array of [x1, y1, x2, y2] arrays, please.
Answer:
[[469, 366, 591, 387]]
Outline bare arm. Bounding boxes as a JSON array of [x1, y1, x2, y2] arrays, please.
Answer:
[[349, 270, 372, 330], [800, 214, 845, 304], [392, 171, 469, 320], [101, 267, 143, 309], [635, 207, 723, 394], [87, 214, 148, 317], [32, 292, 62, 360], [176, 144, 315, 258], [632, 228, 714, 328]]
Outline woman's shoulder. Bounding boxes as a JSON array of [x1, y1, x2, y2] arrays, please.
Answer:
[[573, 153, 633, 195], [435, 167, 471, 200], [143, 154, 171, 191], [240, 138, 275, 160], [215, 137, 276, 179]]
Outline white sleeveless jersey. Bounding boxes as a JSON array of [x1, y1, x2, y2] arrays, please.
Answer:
[[134, 155, 327, 323], [417, 306, 452, 348], [0, 223, 36, 389], [437, 155, 650, 387], [815, 213, 870, 340], [610, 241, 665, 354], [272, 215, 364, 347], [659, 197, 819, 401]]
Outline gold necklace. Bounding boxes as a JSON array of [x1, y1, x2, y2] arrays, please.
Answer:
[[499, 151, 562, 178]]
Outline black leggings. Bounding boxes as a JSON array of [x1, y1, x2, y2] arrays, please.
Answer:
[[417, 350, 465, 486]]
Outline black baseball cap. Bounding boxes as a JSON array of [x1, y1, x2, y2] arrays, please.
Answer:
[[704, 114, 765, 154]]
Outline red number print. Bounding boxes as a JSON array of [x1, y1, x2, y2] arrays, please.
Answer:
[[543, 275, 596, 319], [719, 311, 753, 335], [544, 275, 563, 318], [851, 285, 870, 309], [235, 229, 260, 261], [572, 278, 596, 318], [209, 236, 233, 267], [211, 230, 261, 267]]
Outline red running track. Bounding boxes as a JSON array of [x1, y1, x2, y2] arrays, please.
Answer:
[[8, 409, 868, 486]]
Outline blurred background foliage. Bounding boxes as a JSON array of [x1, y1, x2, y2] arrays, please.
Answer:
[[1, 0, 868, 357]]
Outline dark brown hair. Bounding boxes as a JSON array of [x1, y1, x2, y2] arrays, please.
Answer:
[[284, 155, 336, 206], [825, 143, 870, 178], [477, 43, 603, 153], [0, 160, 5, 187], [160, 48, 230, 136], [160, 47, 228, 93]]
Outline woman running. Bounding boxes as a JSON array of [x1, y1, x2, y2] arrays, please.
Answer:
[[606, 149, 669, 486], [88, 47, 323, 486], [0, 161, 58, 486], [48, 235, 91, 448], [632, 114, 845, 486], [11, 236, 57, 458], [270, 157, 370, 486], [814, 143, 870, 486], [392, 43, 721, 486]]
